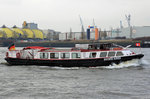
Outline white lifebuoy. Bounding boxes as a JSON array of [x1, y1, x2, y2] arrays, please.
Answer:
[[16, 53, 20, 58], [6, 52, 9, 57]]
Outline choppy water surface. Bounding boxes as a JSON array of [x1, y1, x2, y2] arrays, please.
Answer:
[[0, 47, 150, 99]]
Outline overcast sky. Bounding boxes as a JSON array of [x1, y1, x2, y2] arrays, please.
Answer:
[[0, 0, 150, 32]]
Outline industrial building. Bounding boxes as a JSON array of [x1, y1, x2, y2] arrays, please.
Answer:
[[112, 26, 150, 39], [0, 21, 60, 40], [1, 20, 149, 41], [59, 32, 81, 40], [59, 26, 150, 40], [59, 31, 101, 40], [58, 27, 107, 41], [111, 15, 150, 39], [43, 29, 60, 41]]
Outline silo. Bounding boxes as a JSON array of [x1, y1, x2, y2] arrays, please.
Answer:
[[95, 28, 99, 40], [12, 28, 24, 38], [32, 29, 44, 39], [1, 27, 14, 38], [87, 29, 90, 40], [22, 29, 34, 39], [0, 30, 4, 38]]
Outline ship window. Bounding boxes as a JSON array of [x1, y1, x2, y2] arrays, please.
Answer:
[[61, 53, 70, 59], [50, 53, 59, 59], [40, 52, 49, 59], [108, 52, 115, 57], [100, 52, 107, 57], [116, 52, 124, 56], [72, 53, 81, 59], [89, 52, 97, 58]]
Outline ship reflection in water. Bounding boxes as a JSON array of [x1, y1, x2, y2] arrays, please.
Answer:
[[0, 47, 150, 99]]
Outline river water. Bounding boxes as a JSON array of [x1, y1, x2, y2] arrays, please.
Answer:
[[0, 47, 150, 99]]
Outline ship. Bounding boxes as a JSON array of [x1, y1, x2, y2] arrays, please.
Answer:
[[5, 43, 144, 67]]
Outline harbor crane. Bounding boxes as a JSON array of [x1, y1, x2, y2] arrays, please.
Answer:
[[125, 14, 132, 38], [125, 14, 131, 27], [79, 15, 85, 39]]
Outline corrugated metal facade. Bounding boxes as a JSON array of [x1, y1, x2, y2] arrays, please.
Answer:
[[59, 32, 99, 40], [112, 26, 150, 38], [59, 33, 82, 40]]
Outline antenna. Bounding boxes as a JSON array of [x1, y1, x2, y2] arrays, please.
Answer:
[[125, 14, 131, 27]]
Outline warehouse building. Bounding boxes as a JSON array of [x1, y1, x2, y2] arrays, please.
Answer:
[[112, 26, 150, 38], [0, 21, 60, 40], [43, 29, 60, 40], [59, 32, 83, 40]]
